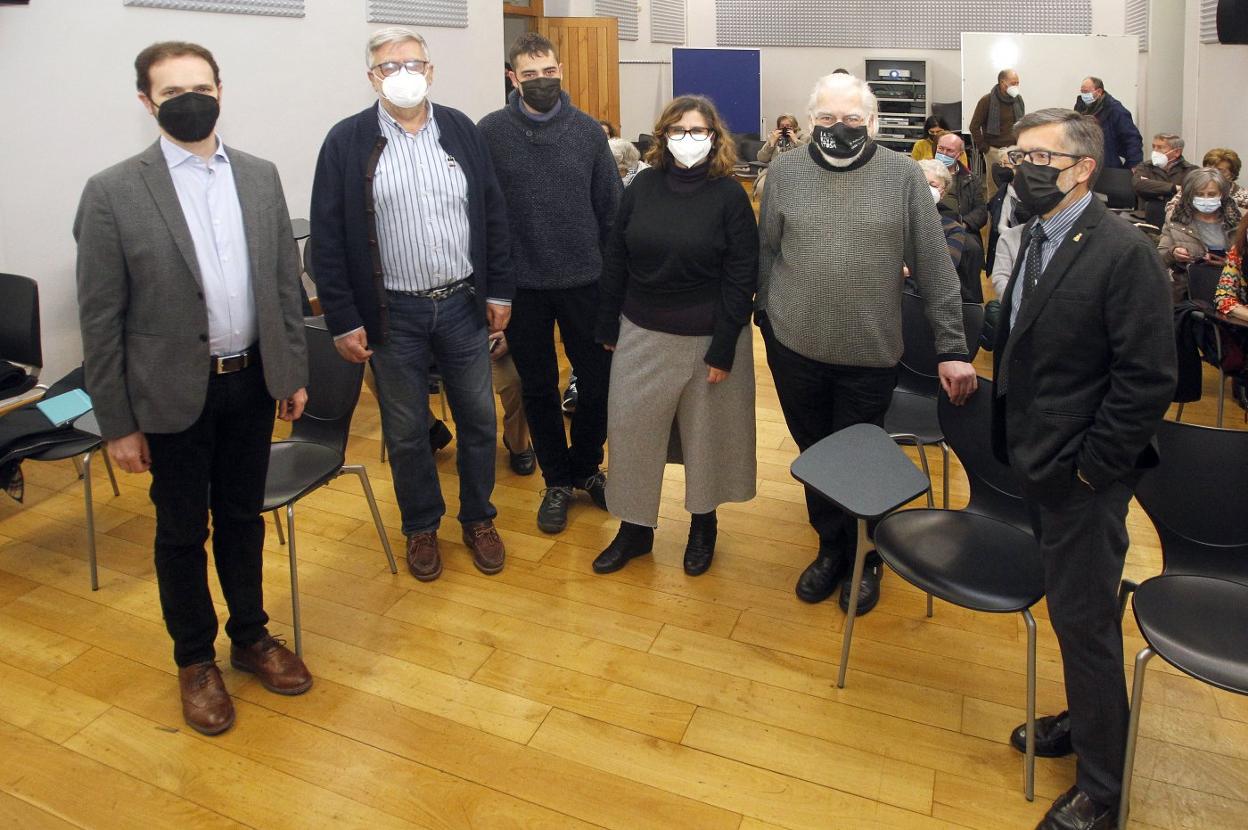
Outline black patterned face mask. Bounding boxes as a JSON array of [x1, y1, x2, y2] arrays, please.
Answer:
[[812, 122, 868, 158]]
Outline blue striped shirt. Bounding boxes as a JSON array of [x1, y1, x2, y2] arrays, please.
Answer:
[[1010, 191, 1094, 328], [160, 136, 255, 355], [374, 103, 472, 293]]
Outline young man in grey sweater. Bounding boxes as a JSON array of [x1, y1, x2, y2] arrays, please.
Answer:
[[478, 33, 622, 534], [758, 72, 977, 613]]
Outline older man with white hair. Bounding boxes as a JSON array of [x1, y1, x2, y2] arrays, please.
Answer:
[[758, 72, 977, 612], [310, 28, 514, 582]]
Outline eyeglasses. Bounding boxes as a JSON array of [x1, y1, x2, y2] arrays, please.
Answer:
[[371, 59, 428, 78], [665, 127, 712, 140], [812, 113, 866, 128], [1007, 148, 1088, 167]]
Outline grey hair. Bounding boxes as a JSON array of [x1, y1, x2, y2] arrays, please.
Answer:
[[1084, 76, 1105, 91], [1173, 167, 1241, 232], [997, 68, 1017, 83], [806, 73, 878, 136], [1014, 108, 1104, 181], [917, 159, 952, 192], [608, 137, 639, 168], [366, 27, 430, 67], [1154, 132, 1184, 152]]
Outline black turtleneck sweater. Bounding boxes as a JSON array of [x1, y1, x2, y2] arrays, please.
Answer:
[[595, 159, 759, 371]]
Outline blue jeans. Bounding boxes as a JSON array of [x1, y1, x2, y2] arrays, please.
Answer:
[[369, 289, 497, 535]]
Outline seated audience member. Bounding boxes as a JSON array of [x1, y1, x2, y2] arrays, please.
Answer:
[[1169, 148, 1248, 214], [608, 137, 649, 186], [755, 114, 808, 203], [989, 222, 1025, 299], [1159, 167, 1241, 302], [911, 114, 966, 166], [968, 68, 1024, 199], [1215, 213, 1248, 321], [1133, 132, 1198, 228], [986, 146, 1030, 274], [918, 159, 976, 297], [600, 120, 618, 138], [934, 132, 986, 299], [489, 332, 536, 475], [1075, 75, 1144, 169], [593, 95, 759, 577]]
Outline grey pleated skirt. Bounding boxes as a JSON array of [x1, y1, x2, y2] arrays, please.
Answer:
[[605, 317, 757, 527]]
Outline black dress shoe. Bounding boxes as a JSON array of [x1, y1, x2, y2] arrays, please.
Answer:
[[838, 550, 883, 615], [429, 419, 453, 453], [1010, 710, 1073, 758], [592, 522, 654, 574], [503, 439, 536, 476], [683, 511, 717, 576], [795, 553, 849, 603], [1036, 786, 1116, 830]]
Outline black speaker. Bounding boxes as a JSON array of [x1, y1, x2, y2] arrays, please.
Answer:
[[1219, 0, 1248, 45]]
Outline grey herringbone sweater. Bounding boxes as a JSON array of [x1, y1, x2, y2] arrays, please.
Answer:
[[477, 91, 622, 290], [758, 144, 968, 366]]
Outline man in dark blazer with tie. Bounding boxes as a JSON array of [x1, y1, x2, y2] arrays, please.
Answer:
[[75, 42, 311, 736], [993, 109, 1176, 830]]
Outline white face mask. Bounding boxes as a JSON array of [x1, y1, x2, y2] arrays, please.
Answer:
[[667, 134, 713, 168], [930, 185, 943, 203], [1080, 91, 1096, 105], [1006, 85, 1021, 98], [1151, 150, 1170, 167], [381, 69, 428, 109], [1192, 196, 1223, 214]]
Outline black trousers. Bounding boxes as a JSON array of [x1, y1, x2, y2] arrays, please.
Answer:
[[761, 318, 897, 563], [506, 284, 612, 488], [146, 363, 275, 668], [958, 233, 985, 304], [1026, 477, 1136, 809]]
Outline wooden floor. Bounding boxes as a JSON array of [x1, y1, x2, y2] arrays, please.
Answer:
[[0, 333, 1245, 829]]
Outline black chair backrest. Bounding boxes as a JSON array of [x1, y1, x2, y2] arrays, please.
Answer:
[[1093, 167, 1136, 210], [937, 377, 1031, 531], [931, 101, 962, 132], [636, 133, 655, 155], [0, 273, 42, 370], [289, 317, 364, 454], [1187, 262, 1223, 307], [896, 291, 985, 395], [736, 136, 765, 164], [1133, 419, 1248, 582]]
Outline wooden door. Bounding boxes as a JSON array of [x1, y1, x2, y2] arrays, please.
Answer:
[[536, 16, 620, 129]]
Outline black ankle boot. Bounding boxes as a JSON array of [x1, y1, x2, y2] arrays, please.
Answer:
[[592, 522, 654, 574], [683, 511, 717, 576]]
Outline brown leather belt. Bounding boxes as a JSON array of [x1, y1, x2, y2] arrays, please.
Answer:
[[210, 347, 257, 375]]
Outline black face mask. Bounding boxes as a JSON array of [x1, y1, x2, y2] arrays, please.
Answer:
[[1013, 161, 1078, 216], [520, 77, 561, 113], [992, 165, 1015, 185], [156, 92, 220, 143], [812, 123, 869, 159]]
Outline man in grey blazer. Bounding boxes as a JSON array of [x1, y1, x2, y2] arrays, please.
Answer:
[[75, 42, 311, 736]]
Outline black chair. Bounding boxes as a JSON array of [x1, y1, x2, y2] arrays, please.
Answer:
[[790, 423, 930, 688], [1178, 262, 1233, 427], [931, 101, 962, 132], [0, 273, 45, 411], [874, 378, 1044, 800], [1093, 167, 1137, 211], [264, 318, 397, 656], [884, 292, 984, 511], [1118, 420, 1248, 827], [636, 133, 655, 156]]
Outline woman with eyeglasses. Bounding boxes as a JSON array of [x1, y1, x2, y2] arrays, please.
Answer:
[[592, 95, 759, 576], [1159, 167, 1242, 302]]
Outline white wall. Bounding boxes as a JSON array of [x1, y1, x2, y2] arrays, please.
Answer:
[[1142, 0, 1186, 141], [0, 0, 502, 381], [1181, 0, 1248, 162]]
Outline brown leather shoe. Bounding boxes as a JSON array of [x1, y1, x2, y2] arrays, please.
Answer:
[[230, 636, 313, 696], [406, 531, 442, 581], [462, 519, 505, 574], [178, 661, 235, 735]]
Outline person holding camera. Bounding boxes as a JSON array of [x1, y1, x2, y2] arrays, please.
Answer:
[[755, 114, 808, 202]]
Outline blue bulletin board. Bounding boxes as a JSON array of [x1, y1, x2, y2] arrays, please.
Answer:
[[672, 48, 761, 137]]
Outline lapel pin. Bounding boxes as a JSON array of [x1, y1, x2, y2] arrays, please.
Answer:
[[1073, 233, 1083, 242]]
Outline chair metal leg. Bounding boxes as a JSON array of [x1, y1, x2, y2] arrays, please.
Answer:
[[940, 442, 950, 510], [272, 510, 285, 546], [911, 440, 934, 508], [1174, 402, 1185, 423], [836, 518, 871, 689], [72, 456, 83, 477], [83, 451, 99, 591], [286, 503, 302, 657], [342, 464, 398, 574], [380, 428, 387, 463], [1214, 326, 1225, 429], [926, 593, 934, 618], [1119, 647, 1156, 829], [1022, 608, 1038, 801], [1116, 579, 1138, 622], [101, 451, 120, 497]]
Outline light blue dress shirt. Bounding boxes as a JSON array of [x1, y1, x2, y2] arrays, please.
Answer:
[[160, 136, 256, 355], [1009, 191, 1094, 328]]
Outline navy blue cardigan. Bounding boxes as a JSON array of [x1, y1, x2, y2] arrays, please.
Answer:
[[309, 102, 514, 342]]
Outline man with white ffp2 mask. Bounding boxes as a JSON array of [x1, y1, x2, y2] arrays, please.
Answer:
[[310, 27, 515, 583]]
